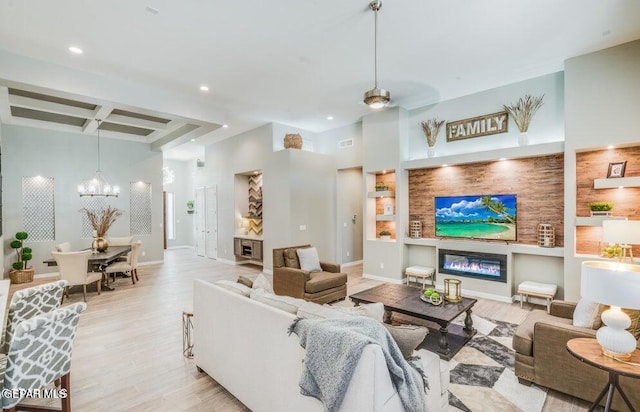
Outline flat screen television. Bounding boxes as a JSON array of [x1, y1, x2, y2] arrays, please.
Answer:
[[435, 194, 517, 241]]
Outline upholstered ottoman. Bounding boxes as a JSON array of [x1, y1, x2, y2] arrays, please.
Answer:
[[405, 266, 435, 289], [517, 281, 557, 312]]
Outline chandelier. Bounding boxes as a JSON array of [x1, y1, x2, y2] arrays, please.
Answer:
[[78, 120, 120, 197], [363, 0, 390, 109]]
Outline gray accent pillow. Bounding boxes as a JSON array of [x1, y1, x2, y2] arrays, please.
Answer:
[[296, 247, 322, 272], [383, 324, 429, 358]]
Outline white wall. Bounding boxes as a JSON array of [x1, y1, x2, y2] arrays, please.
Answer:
[[408, 72, 565, 159], [563, 40, 640, 301], [337, 168, 363, 264], [2, 124, 164, 277]]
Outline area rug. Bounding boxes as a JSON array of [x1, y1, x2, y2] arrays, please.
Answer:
[[448, 315, 547, 412]]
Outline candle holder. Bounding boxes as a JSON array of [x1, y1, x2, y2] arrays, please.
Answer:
[[537, 223, 555, 248], [443, 278, 462, 303]]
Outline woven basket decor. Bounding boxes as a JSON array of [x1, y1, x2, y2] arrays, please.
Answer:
[[284, 133, 303, 149], [10, 268, 35, 284]]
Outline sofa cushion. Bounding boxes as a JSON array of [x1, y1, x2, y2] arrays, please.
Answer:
[[252, 273, 274, 294], [573, 298, 603, 329], [296, 247, 322, 272], [305, 272, 347, 294], [250, 289, 305, 314], [383, 324, 428, 358], [297, 301, 349, 319], [513, 309, 572, 356], [215, 280, 252, 297], [283, 248, 300, 268], [332, 303, 385, 323], [237, 275, 254, 288]]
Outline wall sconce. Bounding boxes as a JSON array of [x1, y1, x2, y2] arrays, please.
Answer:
[[444, 278, 462, 303]]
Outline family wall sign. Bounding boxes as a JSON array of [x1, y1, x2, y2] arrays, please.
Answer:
[[446, 111, 509, 142]]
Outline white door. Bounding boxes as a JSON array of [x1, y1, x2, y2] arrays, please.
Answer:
[[195, 187, 206, 257], [205, 186, 218, 259]]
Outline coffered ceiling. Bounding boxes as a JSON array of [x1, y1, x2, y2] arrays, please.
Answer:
[[0, 0, 639, 160]]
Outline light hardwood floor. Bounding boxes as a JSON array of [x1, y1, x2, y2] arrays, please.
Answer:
[[8, 249, 593, 411]]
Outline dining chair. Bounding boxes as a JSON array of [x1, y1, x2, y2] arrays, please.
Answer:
[[109, 236, 134, 262], [1, 280, 68, 354], [51, 250, 102, 302], [103, 241, 142, 284], [55, 242, 72, 252], [0, 302, 86, 412]]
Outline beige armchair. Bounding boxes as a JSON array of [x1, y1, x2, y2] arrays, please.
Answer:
[[52, 250, 102, 302], [513, 300, 639, 410], [272, 245, 347, 304]]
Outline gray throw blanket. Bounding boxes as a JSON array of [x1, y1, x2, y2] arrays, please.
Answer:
[[288, 316, 427, 412]]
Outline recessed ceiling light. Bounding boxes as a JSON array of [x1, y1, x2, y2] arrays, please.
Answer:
[[222, 124, 229, 128], [327, 116, 334, 120], [68, 46, 83, 55], [499, 157, 507, 161], [442, 164, 449, 167], [190, 138, 195, 142], [199, 85, 209, 92], [608, 145, 615, 149]]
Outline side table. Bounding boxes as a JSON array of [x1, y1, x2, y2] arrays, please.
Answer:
[[567, 338, 640, 412]]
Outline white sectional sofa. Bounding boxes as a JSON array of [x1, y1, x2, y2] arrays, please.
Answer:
[[193, 279, 449, 412]]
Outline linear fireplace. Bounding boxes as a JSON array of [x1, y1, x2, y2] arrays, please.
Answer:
[[438, 249, 507, 283]]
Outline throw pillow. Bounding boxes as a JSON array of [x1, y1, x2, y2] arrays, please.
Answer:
[[383, 324, 429, 358], [573, 298, 603, 329], [296, 247, 322, 272], [237, 275, 254, 288], [215, 280, 252, 297], [283, 248, 300, 268], [331, 303, 385, 323], [252, 273, 274, 294], [623, 309, 640, 340], [297, 301, 349, 319], [250, 289, 306, 314]]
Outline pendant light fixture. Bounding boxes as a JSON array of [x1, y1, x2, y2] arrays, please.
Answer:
[[363, 0, 390, 109], [78, 120, 120, 197]]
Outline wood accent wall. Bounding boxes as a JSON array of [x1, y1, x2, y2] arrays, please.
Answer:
[[576, 147, 640, 255], [375, 172, 396, 238], [408, 154, 564, 246]]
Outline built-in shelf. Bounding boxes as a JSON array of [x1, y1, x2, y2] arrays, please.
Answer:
[[594, 177, 640, 189], [376, 215, 396, 221], [403, 237, 564, 257], [575, 216, 627, 226], [367, 190, 395, 198], [402, 141, 564, 170]]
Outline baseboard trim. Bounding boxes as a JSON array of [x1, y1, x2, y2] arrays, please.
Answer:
[[35, 272, 59, 279], [236, 260, 264, 267], [342, 260, 363, 268], [362, 273, 404, 284], [167, 245, 194, 250], [139, 260, 163, 267], [216, 258, 237, 266]]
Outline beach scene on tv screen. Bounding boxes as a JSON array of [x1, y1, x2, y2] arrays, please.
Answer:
[[435, 194, 517, 241]]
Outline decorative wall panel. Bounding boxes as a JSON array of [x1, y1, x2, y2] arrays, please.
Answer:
[[130, 182, 152, 235], [22, 176, 55, 241], [79, 197, 109, 238], [248, 174, 263, 235]]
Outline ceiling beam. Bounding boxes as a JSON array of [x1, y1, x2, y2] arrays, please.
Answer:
[[105, 113, 168, 131], [8, 94, 96, 120], [150, 124, 220, 151]]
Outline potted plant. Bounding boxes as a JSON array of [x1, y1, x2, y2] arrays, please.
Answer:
[[379, 230, 392, 240], [186, 200, 195, 214], [375, 182, 388, 192], [10, 231, 34, 284], [588, 201, 614, 216]]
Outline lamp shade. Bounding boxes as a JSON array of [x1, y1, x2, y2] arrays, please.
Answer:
[[581, 261, 640, 309], [602, 220, 640, 245]]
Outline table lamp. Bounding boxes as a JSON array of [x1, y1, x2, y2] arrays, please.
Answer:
[[581, 260, 640, 360], [602, 220, 640, 263]]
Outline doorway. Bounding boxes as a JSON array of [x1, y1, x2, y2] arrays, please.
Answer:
[[194, 186, 218, 259], [337, 167, 363, 264]]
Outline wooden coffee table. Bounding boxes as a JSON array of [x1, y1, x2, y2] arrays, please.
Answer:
[[350, 283, 477, 360]]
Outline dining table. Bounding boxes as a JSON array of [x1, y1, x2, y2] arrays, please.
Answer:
[[43, 245, 132, 291]]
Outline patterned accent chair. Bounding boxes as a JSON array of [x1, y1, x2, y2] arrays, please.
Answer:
[[52, 250, 102, 302], [103, 241, 142, 284], [0, 302, 87, 412], [1, 280, 68, 354]]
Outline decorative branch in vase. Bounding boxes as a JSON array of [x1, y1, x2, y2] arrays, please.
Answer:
[[420, 118, 445, 157], [82, 206, 123, 252], [503, 94, 544, 146]]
